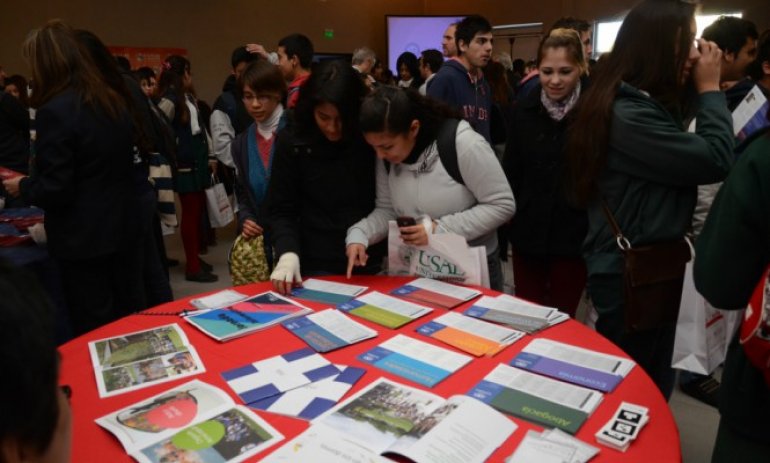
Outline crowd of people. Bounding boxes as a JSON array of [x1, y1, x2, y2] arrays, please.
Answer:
[[1, 0, 770, 460]]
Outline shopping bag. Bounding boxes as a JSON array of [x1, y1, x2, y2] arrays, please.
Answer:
[[386, 220, 487, 287], [228, 235, 270, 286], [204, 175, 234, 228], [672, 260, 742, 374]]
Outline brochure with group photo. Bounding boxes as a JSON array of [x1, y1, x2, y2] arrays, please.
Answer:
[[97, 379, 283, 463], [266, 377, 516, 463], [88, 324, 205, 398]]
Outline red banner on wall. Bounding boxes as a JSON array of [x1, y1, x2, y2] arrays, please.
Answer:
[[108, 46, 188, 74]]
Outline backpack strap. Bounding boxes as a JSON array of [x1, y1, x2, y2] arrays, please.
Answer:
[[381, 118, 463, 184], [436, 118, 463, 185]]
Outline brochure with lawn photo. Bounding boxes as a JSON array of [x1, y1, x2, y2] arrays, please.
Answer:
[[337, 291, 433, 329], [185, 291, 312, 341], [97, 380, 283, 463], [88, 324, 205, 398], [290, 377, 516, 463]]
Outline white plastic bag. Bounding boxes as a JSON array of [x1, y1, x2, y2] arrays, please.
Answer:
[[386, 220, 488, 287], [204, 175, 234, 228], [672, 260, 742, 374]]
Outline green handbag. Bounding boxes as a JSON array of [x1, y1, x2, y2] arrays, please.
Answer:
[[228, 235, 270, 286]]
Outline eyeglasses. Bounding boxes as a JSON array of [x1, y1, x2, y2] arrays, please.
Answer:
[[243, 94, 279, 104]]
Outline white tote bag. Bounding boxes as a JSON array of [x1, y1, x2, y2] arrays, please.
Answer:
[[386, 220, 488, 287], [204, 175, 234, 228], [672, 260, 742, 374]]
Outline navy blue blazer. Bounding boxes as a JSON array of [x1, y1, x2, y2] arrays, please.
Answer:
[[20, 89, 135, 260]]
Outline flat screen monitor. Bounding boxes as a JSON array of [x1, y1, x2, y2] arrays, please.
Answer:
[[386, 15, 464, 74]]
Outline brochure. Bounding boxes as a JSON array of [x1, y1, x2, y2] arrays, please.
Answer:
[[416, 311, 525, 356], [290, 278, 368, 305], [337, 291, 433, 329], [189, 289, 249, 310], [288, 377, 516, 463], [249, 364, 366, 420], [185, 291, 312, 341], [96, 380, 283, 463], [468, 364, 603, 434], [282, 308, 378, 352], [389, 277, 481, 309], [88, 324, 205, 398], [511, 338, 636, 392], [733, 84, 770, 141], [463, 295, 568, 333], [358, 334, 472, 387], [263, 427, 391, 462], [222, 347, 340, 405]]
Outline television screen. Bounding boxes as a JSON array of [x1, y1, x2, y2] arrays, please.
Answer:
[[386, 15, 464, 74]]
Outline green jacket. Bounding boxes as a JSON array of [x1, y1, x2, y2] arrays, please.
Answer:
[[694, 131, 770, 441], [584, 84, 734, 277]]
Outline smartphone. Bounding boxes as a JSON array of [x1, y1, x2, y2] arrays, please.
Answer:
[[396, 216, 417, 227]]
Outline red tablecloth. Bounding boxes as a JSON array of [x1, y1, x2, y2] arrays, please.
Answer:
[[59, 276, 681, 462]]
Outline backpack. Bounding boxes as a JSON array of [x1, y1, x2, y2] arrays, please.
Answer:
[[384, 118, 464, 185]]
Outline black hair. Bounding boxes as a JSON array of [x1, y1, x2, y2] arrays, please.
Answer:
[[76, 29, 153, 156], [360, 85, 460, 156], [156, 55, 191, 125], [293, 59, 367, 142], [566, 0, 696, 206], [238, 60, 287, 101], [455, 15, 493, 54], [0, 262, 60, 459], [702, 16, 758, 56], [420, 49, 444, 74], [230, 45, 258, 70], [396, 52, 422, 85], [550, 16, 592, 34], [748, 29, 770, 81], [134, 66, 156, 82], [278, 33, 314, 69], [5, 74, 30, 108], [512, 58, 525, 74], [115, 55, 131, 72]]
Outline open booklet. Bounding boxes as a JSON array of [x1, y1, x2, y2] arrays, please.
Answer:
[[265, 377, 516, 463], [88, 324, 205, 398], [96, 379, 284, 463]]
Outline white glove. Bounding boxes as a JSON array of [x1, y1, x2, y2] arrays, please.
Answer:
[[270, 252, 302, 295]]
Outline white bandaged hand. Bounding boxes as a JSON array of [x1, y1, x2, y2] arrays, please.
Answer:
[[270, 252, 302, 295]]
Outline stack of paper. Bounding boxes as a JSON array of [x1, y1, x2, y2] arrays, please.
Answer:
[[185, 291, 312, 341], [510, 339, 635, 392], [337, 291, 433, 329], [290, 278, 368, 304], [222, 348, 341, 404], [507, 429, 600, 463], [358, 334, 472, 387], [467, 364, 603, 434], [88, 324, 205, 398], [96, 380, 284, 463], [390, 277, 481, 309], [464, 295, 569, 333], [416, 311, 525, 356], [189, 289, 249, 310], [595, 402, 650, 452], [265, 378, 516, 463], [249, 364, 366, 420], [282, 308, 377, 352]]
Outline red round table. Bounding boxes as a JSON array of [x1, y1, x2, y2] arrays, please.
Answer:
[[59, 275, 681, 462]]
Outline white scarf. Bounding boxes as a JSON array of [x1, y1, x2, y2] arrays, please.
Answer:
[[185, 95, 201, 135], [257, 104, 284, 140]]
